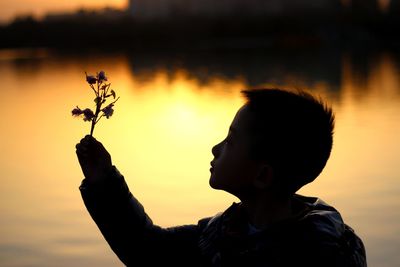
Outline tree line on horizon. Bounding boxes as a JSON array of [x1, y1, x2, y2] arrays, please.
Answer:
[[0, 2, 399, 50]]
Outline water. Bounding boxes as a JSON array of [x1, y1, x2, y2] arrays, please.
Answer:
[[0, 48, 399, 267]]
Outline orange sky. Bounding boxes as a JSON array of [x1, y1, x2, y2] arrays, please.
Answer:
[[0, 0, 390, 24], [0, 0, 127, 23]]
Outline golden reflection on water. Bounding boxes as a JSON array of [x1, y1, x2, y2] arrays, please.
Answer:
[[0, 50, 399, 267], [108, 69, 246, 225]]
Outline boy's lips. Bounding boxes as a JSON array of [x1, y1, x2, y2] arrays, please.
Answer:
[[210, 161, 215, 172]]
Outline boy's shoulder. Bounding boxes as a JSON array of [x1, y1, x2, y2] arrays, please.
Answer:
[[198, 195, 350, 239], [294, 195, 347, 239], [291, 195, 367, 266], [197, 196, 366, 267]]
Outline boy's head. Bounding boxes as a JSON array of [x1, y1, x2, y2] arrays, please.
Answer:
[[209, 88, 335, 199]]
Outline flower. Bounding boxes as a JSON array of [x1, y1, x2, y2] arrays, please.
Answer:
[[102, 104, 114, 119], [72, 70, 119, 136], [86, 74, 97, 85], [98, 71, 107, 82], [71, 106, 83, 116], [82, 108, 95, 121]]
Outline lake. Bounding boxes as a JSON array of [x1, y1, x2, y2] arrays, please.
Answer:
[[0, 47, 399, 267]]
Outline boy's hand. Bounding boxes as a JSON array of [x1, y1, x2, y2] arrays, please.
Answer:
[[76, 135, 113, 183]]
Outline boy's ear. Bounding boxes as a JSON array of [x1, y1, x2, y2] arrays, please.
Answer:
[[253, 164, 274, 190]]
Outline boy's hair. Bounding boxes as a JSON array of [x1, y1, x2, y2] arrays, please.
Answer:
[[242, 88, 335, 195]]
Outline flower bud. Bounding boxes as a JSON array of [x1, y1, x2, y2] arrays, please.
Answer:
[[98, 71, 107, 82], [102, 104, 114, 119], [71, 106, 83, 116], [86, 74, 97, 85], [83, 108, 95, 121]]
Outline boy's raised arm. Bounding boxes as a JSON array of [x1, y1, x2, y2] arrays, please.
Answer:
[[76, 136, 201, 266]]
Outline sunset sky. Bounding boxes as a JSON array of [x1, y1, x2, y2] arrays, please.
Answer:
[[0, 0, 127, 23], [0, 0, 390, 24]]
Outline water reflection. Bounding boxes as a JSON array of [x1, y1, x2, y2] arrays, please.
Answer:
[[0, 48, 399, 267], [126, 48, 343, 91]]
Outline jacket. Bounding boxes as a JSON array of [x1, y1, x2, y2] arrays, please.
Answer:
[[80, 166, 367, 267]]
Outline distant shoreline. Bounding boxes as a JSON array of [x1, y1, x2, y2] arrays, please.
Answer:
[[1, 14, 399, 51]]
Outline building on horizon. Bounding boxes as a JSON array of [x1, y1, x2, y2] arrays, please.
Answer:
[[128, 0, 342, 20], [350, 0, 379, 15], [388, 0, 400, 14], [44, 7, 126, 22]]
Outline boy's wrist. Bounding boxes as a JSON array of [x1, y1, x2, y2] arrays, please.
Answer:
[[85, 165, 116, 185], [79, 165, 128, 197]]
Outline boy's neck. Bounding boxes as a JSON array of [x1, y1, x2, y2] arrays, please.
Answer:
[[241, 193, 294, 230]]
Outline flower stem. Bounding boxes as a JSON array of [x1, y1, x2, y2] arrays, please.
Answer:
[[90, 121, 95, 136], [90, 96, 103, 136]]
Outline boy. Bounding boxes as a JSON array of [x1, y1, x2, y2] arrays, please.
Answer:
[[76, 88, 367, 266]]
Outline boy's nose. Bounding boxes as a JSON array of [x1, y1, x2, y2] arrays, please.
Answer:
[[212, 141, 222, 157]]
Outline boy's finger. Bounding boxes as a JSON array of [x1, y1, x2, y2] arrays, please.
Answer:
[[76, 149, 88, 158], [75, 144, 87, 156], [84, 135, 97, 142]]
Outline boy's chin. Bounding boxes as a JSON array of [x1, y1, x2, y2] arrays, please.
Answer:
[[209, 175, 221, 190], [209, 175, 228, 191]]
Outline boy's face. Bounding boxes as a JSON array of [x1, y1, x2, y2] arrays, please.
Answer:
[[210, 104, 265, 198]]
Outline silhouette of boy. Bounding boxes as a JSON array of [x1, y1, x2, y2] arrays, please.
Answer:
[[76, 88, 367, 267]]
